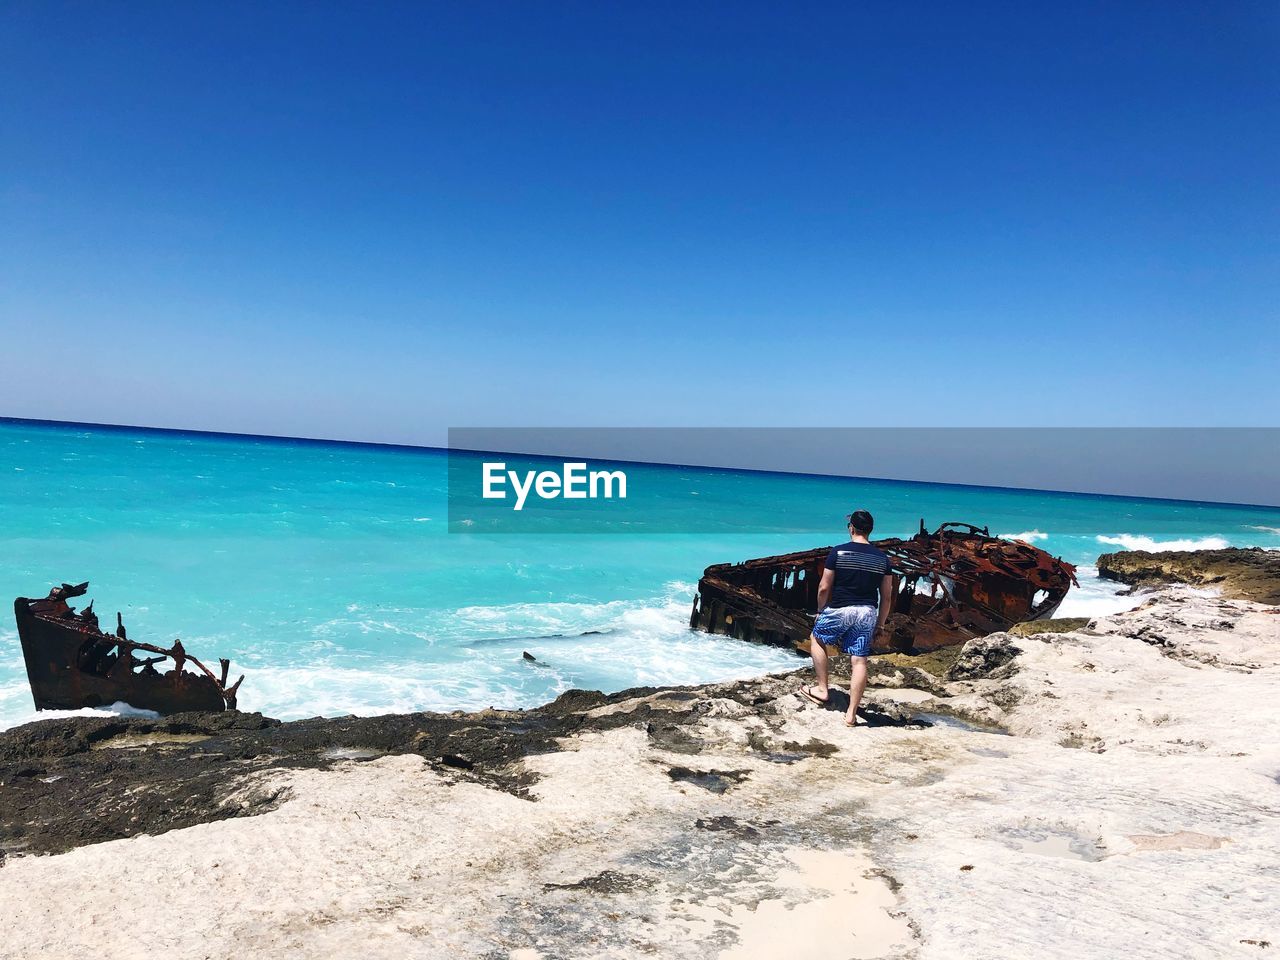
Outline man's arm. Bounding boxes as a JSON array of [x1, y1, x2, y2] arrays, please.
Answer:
[[876, 572, 894, 632], [816, 568, 835, 613]]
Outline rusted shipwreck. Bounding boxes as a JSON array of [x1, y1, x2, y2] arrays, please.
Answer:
[[691, 521, 1078, 654], [15, 582, 242, 714]]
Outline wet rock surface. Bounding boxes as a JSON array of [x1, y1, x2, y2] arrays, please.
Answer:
[[1097, 546, 1280, 604], [0, 682, 775, 856], [0, 652, 956, 858]]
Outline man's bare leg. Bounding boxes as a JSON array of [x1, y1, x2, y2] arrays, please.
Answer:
[[845, 655, 868, 725], [806, 635, 830, 701]]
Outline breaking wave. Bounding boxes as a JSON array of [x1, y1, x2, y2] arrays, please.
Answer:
[[232, 582, 800, 721], [1096, 534, 1230, 553], [0, 584, 801, 728], [0, 699, 160, 733], [999, 529, 1048, 542], [1054, 566, 1142, 619]]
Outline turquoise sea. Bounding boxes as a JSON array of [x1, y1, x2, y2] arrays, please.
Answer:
[[2, 419, 1278, 730]]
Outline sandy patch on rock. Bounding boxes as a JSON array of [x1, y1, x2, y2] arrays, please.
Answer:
[[682, 847, 914, 960]]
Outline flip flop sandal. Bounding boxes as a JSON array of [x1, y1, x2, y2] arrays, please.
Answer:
[[798, 685, 829, 706]]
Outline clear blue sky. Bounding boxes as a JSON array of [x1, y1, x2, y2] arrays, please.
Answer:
[[2, 2, 1276, 443]]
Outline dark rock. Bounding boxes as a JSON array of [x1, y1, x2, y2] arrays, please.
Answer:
[[694, 815, 779, 838], [666, 766, 751, 794], [0, 671, 939, 859], [777, 737, 839, 758], [543, 870, 654, 894], [946, 636, 1023, 681], [0, 686, 671, 857], [543, 688, 611, 714], [646, 722, 706, 755], [1097, 547, 1280, 605]]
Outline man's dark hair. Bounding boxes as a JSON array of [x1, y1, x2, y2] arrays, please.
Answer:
[[848, 509, 874, 535]]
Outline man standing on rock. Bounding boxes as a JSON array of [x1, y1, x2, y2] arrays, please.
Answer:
[[801, 509, 894, 726]]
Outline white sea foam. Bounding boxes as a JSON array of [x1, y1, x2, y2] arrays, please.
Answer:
[[236, 662, 538, 718], [450, 581, 701, 638], [1053, 567, 1143, 619], [1247, 525, 1280, 535], [236, 639, 799, 722], [999, 529, 1048, 542], [1096, 534, 1230, 552], [0, 562, 1219, 729], [235, 582, 800, 721], [310, 617, 437, 641], [0, 701, 160, 733], [451, 597, 636, 637]]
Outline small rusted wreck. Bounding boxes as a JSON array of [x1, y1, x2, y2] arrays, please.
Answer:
[[15, 582, 242, 714], [691, 521, 1078, 654]]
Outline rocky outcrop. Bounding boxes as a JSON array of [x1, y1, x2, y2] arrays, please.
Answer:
[[945, 635, 1022, 681], [0, 676, 927, 858], [1096, 547, 1280, 604]]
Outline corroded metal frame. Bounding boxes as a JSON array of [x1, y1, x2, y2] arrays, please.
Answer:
[[690, 521, 1078, 653], [15, 582, 241, 714]]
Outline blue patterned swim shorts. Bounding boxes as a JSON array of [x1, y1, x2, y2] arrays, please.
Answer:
[[813, 605, 877, 657]]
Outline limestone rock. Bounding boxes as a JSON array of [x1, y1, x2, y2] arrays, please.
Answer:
[[1009, 617, 1091, 637], [1096, 547, 1280, 605]]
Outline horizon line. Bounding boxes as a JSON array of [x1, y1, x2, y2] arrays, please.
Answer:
[[3, 415, 1278, 512]]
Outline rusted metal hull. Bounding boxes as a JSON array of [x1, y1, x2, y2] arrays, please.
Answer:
[[15, 583, 241, 714], [690, 521, 1078, 654]]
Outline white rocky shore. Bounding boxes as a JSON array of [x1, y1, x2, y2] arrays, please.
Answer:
[[1, 587, 1277, 960]]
